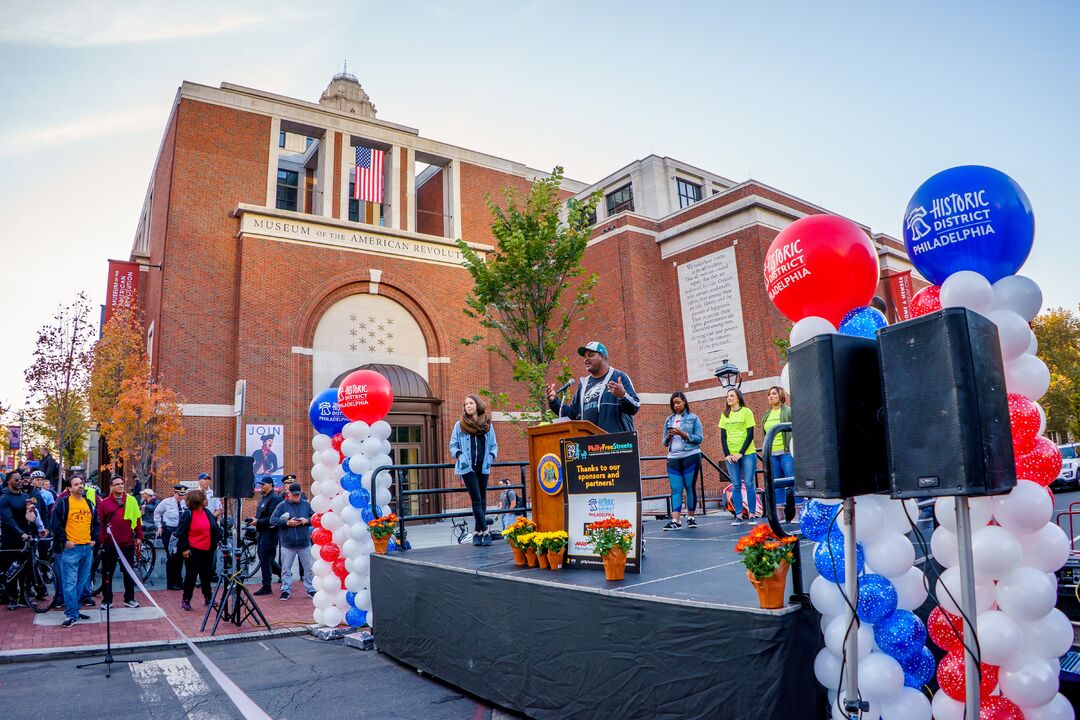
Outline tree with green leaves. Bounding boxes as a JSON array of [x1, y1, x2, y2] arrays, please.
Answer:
[[1032, 305, 1080, 442], [457, 167, 601, 423]]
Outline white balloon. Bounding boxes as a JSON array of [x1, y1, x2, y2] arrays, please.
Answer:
[[375, 487, 392, 507], [931, 527, 959, 568], [988, 309, 1033, 362], [352, 553, 370, 576], [311, 464, 331, 483], [344, 572, 365, 592], [878, 686, 931, 720], [976, 610, 1024, 666], [1020, 693, 1073, 720], [360, 472, 374, 494], [332, 526, 348, 545], [941, 270, 993, 314], [814, 648, 844, 691], [381, 439, 392, 456], [339, 505, 361, 526], [369, 453, 393, 473], [994, 480, 1054, 535], [328, 463, 344, 480], [311, 450, 322, 466], [810, 576, 847, 617], [312, 559, 331, 577], [309, 544, 322, 561], [991, 275, 1043, 322], [348, 522, 370, 541], [1035, 402, 1047, 435], [881, 499, 912, 535], [930, 691, 964, 720], [319, 448, 341, 467], [937, 565, 995, 616], [369, 420, 392, 441], [348, 455, 371, 476], [312, 607, 324, 626], [848, 495, 885, 541], [858, 652, 904, 703], [863, 531, 915, 578], [1022, 608, 1073, 659], [312, 434, 332, 452], [934, 496, 992, 532], [320, 510, 343, 532], [310, 495, 331, 514], [824, 615, 873, 660], [341, 538, 363, 559], [1000, 652, 1060, 709], [1026, 328, 1039, 356], [312, 590, 333, 609], [322, 605, 344, 627], [340, 438, 363, 457], [360, 436, 383, 457], [780, 364, 791, 393], [791, 316, 837, 347], [331, 493, 350, 512], [892, 566, 929, 611], [345, 420, 370, 441], [996, 566, 1058, 622], [1017, 522, 1070, 573], [971, 524, 1023, 580], [357, 532, 375, 552], [1006, 353, 1052, 401], [354, 588, 372, 612]]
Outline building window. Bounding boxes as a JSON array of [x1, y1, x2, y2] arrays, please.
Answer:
[[606, 183, 634, 215], [305, 137, 314, 149], [348, 180, 359, 222], [677, 178, 703, 209], [276, 169, 299, 211], [278, 130, 286, 148]]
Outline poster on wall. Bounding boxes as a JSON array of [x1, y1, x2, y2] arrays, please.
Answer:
[[562, 432, 642, 573], [246, 423, 284, 485]]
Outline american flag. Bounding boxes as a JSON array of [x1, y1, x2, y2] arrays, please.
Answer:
[[353, 145, 385, 204]]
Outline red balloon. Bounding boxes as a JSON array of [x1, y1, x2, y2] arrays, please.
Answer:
[[909, 285, 942, 317], [937, 650, 999, 701], [319, 542, 341, 562], [331, 433, 345, 451], [1016, 435, 1063, 486], [311, 513, 323, 529], [979, 696, 1024, 720], [311, 528, 332, 546], [763, 214, 879, 325], [928, 606, 964, 652], [332, 558, 348, 579], [337, 370, 394, 423], [1008, 393, 1041, 452]]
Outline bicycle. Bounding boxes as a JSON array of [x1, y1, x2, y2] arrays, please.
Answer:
[[89, 538, 157, 594], [2, 538, 56, 613], [451, 515, 471, 544]]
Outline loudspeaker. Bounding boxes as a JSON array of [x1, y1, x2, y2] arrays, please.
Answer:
[[212, 455, 255, 498], [789, 334, 888, 499], [878, 307, 1016, 499]]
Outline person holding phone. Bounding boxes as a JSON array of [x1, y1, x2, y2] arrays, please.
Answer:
[[662, 392, 703, 530], [545, 341, 640, 434]]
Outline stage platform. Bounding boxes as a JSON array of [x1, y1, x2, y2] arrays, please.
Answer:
[[371, 515, 829, 720]]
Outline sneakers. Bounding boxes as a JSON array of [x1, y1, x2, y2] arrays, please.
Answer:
[[480, 532, 493, 547], [662, 521, 681, 531], [253, 587, 273, 596], [100, 602, 112, 609], [180, 600, 192, 611], [49, 597, 64, 610], [61, 617, 78, 628], [731, 516, 745, 526], [307, 590, 316, 598], [280, 591, 290, 601], [471, 532, 482, 546], [687, 517, 698, 528], [81, 598, 95, 607], [124, 600, 140, 609]]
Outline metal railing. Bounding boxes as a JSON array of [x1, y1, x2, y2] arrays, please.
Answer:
[[760, 421, 807, 603]]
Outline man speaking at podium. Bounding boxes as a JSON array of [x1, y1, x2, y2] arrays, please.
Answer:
[[546, 340, 640, 433]]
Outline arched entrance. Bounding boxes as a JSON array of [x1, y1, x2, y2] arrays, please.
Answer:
[[332, 363, 442, 519]]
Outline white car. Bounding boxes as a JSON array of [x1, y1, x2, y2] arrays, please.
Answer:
[[1052, 444, 1079, 491]]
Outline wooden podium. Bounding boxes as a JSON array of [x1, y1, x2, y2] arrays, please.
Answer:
[[527, 420, 603, 533]]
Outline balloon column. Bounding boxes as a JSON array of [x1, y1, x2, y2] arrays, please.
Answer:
[[305, 370, 395, 628]]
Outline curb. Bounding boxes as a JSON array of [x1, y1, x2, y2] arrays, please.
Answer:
[[0, 624, 311, 664]]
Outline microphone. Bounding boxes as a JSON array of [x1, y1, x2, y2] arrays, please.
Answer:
[[554, 379, 574, 396]]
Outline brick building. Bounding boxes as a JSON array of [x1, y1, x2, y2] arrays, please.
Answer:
[[126, 75, 918, 510]]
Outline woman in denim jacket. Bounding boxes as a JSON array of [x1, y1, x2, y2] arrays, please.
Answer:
[[449, 395, 499, 546], [661, 392, 703, 531]]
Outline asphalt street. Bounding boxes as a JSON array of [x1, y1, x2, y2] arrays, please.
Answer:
[[0, 634, 524, 720]]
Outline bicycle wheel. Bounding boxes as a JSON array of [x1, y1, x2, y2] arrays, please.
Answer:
[[137, 541, 156, 582], [239, 543, 261, 581], [24, 560, 56, 613]]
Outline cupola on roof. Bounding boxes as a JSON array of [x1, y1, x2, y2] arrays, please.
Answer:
[[319, 64, 377, 118]]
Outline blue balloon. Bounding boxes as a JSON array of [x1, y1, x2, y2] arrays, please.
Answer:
[[341, 473, 362, 492], [349, 489, 371, 508], [874, 609, 927, 660], [308, 388, 349, 436], [903, 165, 1034, 285], [900, 646, 936, 689], [343, 457, 353, 474], [387, 539, 397, 553], [838, 306, 888, 339], [360, 507, 376, 523], [814, 530, 864, 583], [800, 500, 840, 542], [857, 574, 899, 623], [345, 591, 357, 608], [344, 608, 367, 627]]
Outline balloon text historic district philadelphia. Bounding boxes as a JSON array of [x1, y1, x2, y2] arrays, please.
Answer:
[[765, 166, 1072, 720]]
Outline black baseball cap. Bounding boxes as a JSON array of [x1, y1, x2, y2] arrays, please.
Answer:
[[288, 482, 302, 494], [259, 476, 274, 486]]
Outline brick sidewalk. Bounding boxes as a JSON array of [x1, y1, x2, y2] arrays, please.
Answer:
[[0, 584, 315, 655]]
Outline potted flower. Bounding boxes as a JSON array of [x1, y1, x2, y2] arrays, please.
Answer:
[[535, 533, 551, 569], [735, 523, 797, 609], [585, 518, 634, 581], [542, 530, 569, 571], [500, 517, 536, 565], [367, 513, 398, 555], [518, 532, 539, 567]]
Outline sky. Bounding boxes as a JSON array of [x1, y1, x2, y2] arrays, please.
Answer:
[[1, 0, 1078, 412]]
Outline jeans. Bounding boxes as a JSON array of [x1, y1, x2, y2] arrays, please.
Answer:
[[460, 471, 489, 533], [666, 454, 700, 514], [61, 544, 92, 621], [279, 545, 314, 594], [101, 543, 137, 604], [727, 453, 758, 516], [183, 548, 214, 603], [769, 453, 795, 482]]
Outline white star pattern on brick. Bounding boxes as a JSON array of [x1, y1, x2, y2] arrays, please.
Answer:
[[346, 315, 396, 355]]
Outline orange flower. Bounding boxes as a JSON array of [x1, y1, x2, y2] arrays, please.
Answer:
[[764, 541, 780, 550]]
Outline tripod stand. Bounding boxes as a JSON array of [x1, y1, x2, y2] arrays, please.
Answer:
[[200, 498, 270, 636], [77, 536, 144, 677]]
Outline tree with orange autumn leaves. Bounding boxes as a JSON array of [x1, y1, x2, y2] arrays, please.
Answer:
[[89, 305, 183, 488]]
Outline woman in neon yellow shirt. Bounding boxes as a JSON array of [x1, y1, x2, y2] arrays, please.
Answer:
[[762, 386, 793, 483], [719, 388, 756, 525]]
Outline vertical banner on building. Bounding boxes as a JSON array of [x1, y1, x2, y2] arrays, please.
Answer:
[[8, 426, 20, 451], [246, 423, 284, 486], [104, 260, 140, 323], [562, 432, 642, 573], [885, 270, 914, 323]]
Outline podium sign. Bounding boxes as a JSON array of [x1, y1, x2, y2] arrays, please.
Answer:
[[562, 431, 642, 573]]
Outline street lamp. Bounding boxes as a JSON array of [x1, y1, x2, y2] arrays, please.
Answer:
[[714, 359, 742, 391]]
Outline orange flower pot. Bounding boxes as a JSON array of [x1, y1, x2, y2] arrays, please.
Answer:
[[748, 559, 790, 609], [547, 549, 563, 571], [602, 546, 627, 581], [537, 551, 549, 569], [525, 547, 538, 567], [511, 544, 526, 565], [372, 535, 390, 555]]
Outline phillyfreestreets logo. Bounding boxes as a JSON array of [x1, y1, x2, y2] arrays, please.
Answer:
[[906, 190, 994, 257], [764, 237, 810, 301]]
